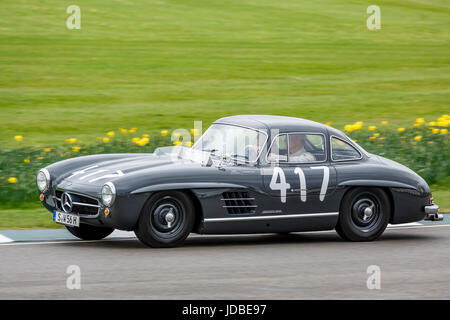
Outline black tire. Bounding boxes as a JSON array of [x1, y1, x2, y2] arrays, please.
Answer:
[[336, 187, 391, 241], [134, 191, 195, 248], [66, 224, 114, 240]]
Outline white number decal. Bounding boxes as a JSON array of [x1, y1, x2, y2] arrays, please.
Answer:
[[294, 167, 307, 202], [310, 166, 329, 202], [269, 167, 290, 203], [270, 166, 330, 202]]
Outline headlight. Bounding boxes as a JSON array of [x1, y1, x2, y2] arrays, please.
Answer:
[[101, 182, 116, 207], [36, 169, 50, 192]]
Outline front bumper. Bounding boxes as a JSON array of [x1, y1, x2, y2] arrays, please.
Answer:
[[423, 204, 443, 221]]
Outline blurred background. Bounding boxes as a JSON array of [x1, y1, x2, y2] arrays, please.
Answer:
[[0, 0, 448, 228]]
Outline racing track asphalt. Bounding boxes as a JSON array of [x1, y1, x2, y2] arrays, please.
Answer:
[[0, 225, 449, 299]]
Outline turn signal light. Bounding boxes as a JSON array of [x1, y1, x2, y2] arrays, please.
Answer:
[[104, 208, 110, 216], [39, 194, 44, 201]]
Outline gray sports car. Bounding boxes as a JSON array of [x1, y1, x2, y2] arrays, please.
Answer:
[[36, 115, 442, 247]]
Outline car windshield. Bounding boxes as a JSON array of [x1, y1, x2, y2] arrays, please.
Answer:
[[193, 123, 267, 162]]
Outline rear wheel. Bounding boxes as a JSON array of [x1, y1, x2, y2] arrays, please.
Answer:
[[66, 224, 114, 240], [134, 191, 195, 248], [336, 187, 390, 241]]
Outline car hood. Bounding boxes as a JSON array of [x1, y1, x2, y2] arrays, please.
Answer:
[[60, 153, 200, 188]]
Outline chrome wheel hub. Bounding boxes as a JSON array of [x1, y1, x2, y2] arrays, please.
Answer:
[[351, 196, 380, 231], [149, 197, 186, 238], [165, 209, 175, 228]]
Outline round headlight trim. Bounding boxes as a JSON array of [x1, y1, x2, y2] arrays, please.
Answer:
[[101, 182, 116, 207], [37, 169, 50, 192]]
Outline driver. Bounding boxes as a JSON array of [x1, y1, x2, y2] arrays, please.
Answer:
[[288, 135, 315, 162]]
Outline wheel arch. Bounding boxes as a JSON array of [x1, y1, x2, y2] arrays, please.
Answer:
[[338, 185, 395, 223], [133, 188, 204, 233]]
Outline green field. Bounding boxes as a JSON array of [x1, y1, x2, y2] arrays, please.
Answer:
[[0, 0, 449, 228]]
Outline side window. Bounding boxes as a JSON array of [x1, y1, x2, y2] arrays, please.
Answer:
[[331, 137, 361, 161], [288, 134, 324, 163], [267, 134, 288, 162]]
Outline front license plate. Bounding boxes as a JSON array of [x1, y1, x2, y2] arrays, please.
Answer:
[[53, 211, 80, 227]]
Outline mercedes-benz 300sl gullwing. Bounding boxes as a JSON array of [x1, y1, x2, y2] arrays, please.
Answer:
[[36, 115, 442, 247]]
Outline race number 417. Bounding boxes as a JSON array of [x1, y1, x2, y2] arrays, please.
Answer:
[[269, 166, 329, 203]]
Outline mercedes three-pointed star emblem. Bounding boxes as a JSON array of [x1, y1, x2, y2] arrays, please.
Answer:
[[61, 192, 73, 213]]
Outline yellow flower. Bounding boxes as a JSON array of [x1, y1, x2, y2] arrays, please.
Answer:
[[325, 122, 332, 126], [381, 121, 388, 125], [136, 138, 149, 146], [107, 131, 115, 137], [160, 130, 169, 136], [413, 123, 421, 128], [353, 139, 357, 143], [415, 118, 425, 124], [103, 137, 110, 143], [414, 135, 422, 141], [427, 141, 434, 145], [65, 138, 77, 143], [352, 123, 362, 131], [173, 140, 182, 146], [142, 134, 150, 138], [8, 177, 18, 183], [132, 137, 140, 143], [24, 159, 30, 163], [368, 126, 376, 131], [397, 128, 405, 132], [96, 137, 103, 141], [428, 122, 437, 127], [190, 129, 199, 135], [14, 135, 23, 141], [440, 129, 448, 134], [432, 128, 439, 134], [379, 137, 385, 140], [344, 125, 353, 132], [43, 148, 52, 152], [369, 136, 376, 141], [37, 157, 44, 160], [185, 141, 194, 147], [119, 128, 128, 134], [129, 128, 137, 133], [72, 146, 81, 152], [373, 133, 380, 137], [442, 114, 449, 119], [437, 121, 448, 127]]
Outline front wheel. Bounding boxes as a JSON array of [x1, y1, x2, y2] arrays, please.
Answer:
[[336, 187, 391, 241], [134, 191, 195, 248], [66, 224, 114, 240]]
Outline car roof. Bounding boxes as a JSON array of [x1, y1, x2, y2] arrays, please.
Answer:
[[214, 115, 329, 134]]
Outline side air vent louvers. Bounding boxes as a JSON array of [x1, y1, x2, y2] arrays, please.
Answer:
[[221, 191, 257, 214]]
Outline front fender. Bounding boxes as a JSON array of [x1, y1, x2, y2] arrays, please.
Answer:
[[130, 182, 247, 195]]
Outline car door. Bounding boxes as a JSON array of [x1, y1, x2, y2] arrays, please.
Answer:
[[262, 132, 337, 215]]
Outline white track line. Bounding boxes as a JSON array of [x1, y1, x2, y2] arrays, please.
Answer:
[[0, 234, 13, 243], [0, 224, 449, 246]]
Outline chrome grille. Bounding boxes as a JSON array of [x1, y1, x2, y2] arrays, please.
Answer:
[[54, 190, 100, 216], [221, 191, 257, 214]]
